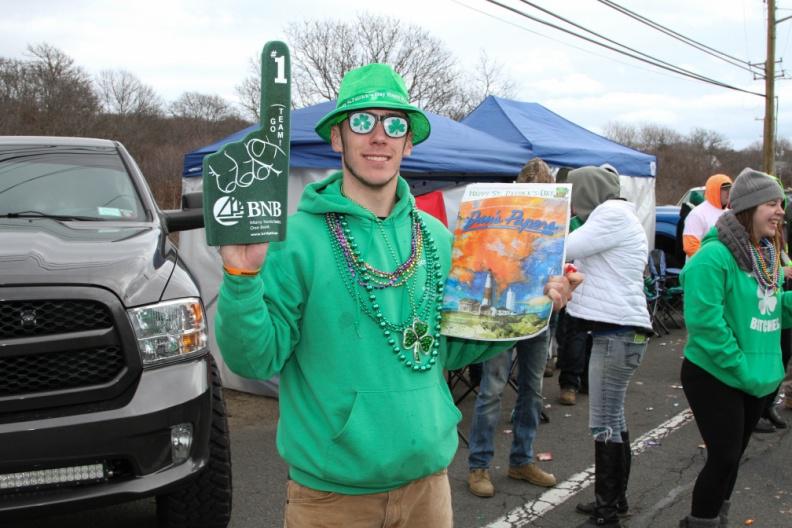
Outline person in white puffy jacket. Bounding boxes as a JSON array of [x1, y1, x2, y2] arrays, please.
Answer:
[[566, 166, 653, 528]]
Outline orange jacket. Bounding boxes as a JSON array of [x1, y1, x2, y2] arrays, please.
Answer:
[[682, 174, 732, 257]]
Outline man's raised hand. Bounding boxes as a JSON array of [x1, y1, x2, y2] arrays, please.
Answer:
[[220, 243, 269, 274]]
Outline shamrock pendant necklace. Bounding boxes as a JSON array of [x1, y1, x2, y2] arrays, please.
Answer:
[[327, 203, 443, 372], [403, 318, 435, 364]]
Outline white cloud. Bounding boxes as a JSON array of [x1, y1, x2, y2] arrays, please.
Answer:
[[0, 0, 783, 147], [522, 73, 606, 97]]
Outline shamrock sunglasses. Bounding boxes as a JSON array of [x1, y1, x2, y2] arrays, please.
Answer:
[[346, 111, 410, 138]]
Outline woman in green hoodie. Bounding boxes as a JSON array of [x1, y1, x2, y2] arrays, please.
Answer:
[[679, 168, 792, 527]]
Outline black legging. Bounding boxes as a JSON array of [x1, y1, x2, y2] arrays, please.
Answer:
[[680, 359, 767, 518], [763, 327, 792, 415], [556, 311, 591, 391]]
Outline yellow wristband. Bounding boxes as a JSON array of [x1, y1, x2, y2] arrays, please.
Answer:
[[223, 265, 261, 277]]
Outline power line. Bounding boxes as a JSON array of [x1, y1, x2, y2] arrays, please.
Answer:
[[596, 0, 764, 76], [452, 0, 755, 87], [513, 0, 764, 91], [516, 0, 757, 85], [484, 0, 765, 97]]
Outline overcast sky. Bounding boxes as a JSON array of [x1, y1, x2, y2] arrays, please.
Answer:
[[1, 0, 790, 150]]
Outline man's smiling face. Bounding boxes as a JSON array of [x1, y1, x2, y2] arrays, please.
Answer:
[[330, 108, 413, 191]]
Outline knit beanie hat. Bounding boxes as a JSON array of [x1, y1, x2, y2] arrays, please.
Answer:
[[729, 167, 783, 213], [567, 166, 621, 221]]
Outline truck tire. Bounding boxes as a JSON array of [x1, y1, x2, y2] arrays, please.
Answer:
[[157, 357, 233, 528]]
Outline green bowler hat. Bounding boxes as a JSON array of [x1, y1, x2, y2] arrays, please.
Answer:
[[314, 63, 431, 145]]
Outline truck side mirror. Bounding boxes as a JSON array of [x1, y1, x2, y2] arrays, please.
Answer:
[[163, 192, 205, 232], [182, 192, 203, 210]]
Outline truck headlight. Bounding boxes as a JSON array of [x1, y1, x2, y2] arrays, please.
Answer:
[[128, 298, 207, 366]]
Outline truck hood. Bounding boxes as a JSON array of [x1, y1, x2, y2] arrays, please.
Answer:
[[0, 218, 175, 307]]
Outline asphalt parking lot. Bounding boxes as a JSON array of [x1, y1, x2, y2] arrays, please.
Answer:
[[8, 327, 792, 527]]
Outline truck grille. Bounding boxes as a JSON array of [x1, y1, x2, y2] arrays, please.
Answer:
[[0, 346, 124, 397], [0, 292, 137, 412], [0, 300, 113, 339]]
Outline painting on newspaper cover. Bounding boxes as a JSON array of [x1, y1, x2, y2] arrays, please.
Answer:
[[440, 183, 571, 341]]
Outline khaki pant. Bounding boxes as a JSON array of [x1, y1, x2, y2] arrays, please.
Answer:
[[283, 469, 453, 528]]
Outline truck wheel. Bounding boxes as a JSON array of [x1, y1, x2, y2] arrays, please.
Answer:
[[157, 357, 233, 528]]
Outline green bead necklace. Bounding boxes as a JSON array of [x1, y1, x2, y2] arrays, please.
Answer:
[[326, 206, 444, 372], [749, 239, 780, 292]]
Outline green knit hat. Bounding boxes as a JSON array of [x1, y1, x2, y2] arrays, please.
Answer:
[[314, 63, 431, 145]]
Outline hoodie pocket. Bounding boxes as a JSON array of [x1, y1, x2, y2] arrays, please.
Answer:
[[321, 382, 461, 489]]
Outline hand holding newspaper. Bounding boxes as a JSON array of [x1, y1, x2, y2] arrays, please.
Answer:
[[440, 183, 571, 341]]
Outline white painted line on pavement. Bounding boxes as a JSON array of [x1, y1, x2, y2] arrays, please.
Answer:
[[482, 409, 695, 528]]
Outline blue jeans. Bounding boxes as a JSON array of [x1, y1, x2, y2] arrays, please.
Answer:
[[468, 332, 548, 469], [588, 329, 648, 442]]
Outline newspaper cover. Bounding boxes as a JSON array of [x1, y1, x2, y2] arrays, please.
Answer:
[[440, 182, 571, 341]]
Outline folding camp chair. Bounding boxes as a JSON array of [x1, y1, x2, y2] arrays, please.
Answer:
[[646, 249, 684, 335], [447, 364, 481, 406], [447, 364, 482, 446]]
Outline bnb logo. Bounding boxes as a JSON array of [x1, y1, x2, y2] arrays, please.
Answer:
[[213, 196, 244, 226], [213, 197, 283, 227]]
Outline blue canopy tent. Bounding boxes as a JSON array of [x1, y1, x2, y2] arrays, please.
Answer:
[[461, 96, 656, 177], [462, 96, 657, 243], [183, 100, 533, 179]]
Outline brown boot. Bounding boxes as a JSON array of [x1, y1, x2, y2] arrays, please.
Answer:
[[559, 387, 577, 406], [468, 469, 495, 497], [507, 463, 557, 487]]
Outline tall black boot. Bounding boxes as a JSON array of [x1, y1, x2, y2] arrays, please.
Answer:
[[678, 515, 720, 527], [620, 430, 631, 512], [576, 440, 624, 527], [718, 499, 730, 527], [576, 433, 630, 517]]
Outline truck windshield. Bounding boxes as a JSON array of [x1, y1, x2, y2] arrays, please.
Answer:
[[0, 144, 146, 221]]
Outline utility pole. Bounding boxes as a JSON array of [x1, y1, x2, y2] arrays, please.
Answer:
[[764, 0, 776, 174]]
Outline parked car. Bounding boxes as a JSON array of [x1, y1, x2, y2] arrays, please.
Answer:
[[654, 206, 687, 269], [675, 186, 705, 207], [655, 186, 707, 268], [0, 137, 231, 527]]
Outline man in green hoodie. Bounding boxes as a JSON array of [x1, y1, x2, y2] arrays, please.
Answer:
[[214, 63, 578, 527]]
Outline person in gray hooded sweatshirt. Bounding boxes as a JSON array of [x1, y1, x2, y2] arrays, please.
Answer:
[[565, 167, 653, 528]]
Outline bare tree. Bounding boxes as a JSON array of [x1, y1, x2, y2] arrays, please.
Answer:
[[169, 92, 239, 122], [451, 50, 518, 120], [236, 15, 518, 121], [96, 70, 162, 116], [236, 56, 262, 121], [602, 122, 641, 149], [688, 128, 730, 152], [237, 14, 467, 120], [0, 43, 99, 135], [604, 122, 691, 203], [0, 57, 30, 131], [27, 43, 99, 133], [603, 122, 682, 151], [637, 124, 684, 152], [1, 43, 255, 212], [602, 121, 760, 203]]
